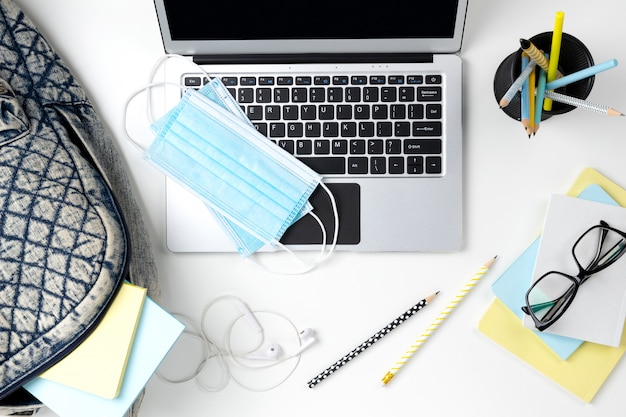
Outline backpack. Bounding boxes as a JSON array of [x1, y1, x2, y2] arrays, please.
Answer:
[[0, 0, 159, 415]]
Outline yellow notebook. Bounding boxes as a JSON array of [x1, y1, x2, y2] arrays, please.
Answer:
[[39, 282, 147, 399], [478, 168, 626, 403]]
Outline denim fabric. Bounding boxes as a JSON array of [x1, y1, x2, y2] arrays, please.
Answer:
[[0, 0, 159, 415]]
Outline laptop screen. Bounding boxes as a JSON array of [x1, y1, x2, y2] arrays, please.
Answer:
[[154, 0, 467, 55]]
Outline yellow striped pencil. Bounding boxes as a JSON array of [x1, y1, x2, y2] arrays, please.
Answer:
[[381, 256, 498, 386], [519, 38, 563, 79]]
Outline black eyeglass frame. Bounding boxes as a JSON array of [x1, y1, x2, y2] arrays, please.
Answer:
[[522, 221, 626, 331]]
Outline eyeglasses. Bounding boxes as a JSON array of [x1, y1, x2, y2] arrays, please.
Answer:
[[522, 221, 626, 331]]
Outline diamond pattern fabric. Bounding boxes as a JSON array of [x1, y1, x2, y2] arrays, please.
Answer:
[[0, 0, 128, 402]]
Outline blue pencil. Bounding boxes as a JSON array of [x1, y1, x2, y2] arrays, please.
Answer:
[[534, 54, 549, 135], [521, 55, 530, 135], [545, 59, 618, 91]]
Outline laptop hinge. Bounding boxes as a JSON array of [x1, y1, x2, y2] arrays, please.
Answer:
[[193, 53, 434, 65]]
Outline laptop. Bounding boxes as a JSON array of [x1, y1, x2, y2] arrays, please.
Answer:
[[152, 0, 467, 252]]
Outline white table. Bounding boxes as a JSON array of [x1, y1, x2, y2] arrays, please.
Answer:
[[14, 0, 626, 415]]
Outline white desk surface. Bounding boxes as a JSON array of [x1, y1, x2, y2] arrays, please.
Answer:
[[13, 0, 626, 415]]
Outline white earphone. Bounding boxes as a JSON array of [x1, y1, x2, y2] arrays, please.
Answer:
[[244, 342, 283, 360], [245, 328, 317, 360]]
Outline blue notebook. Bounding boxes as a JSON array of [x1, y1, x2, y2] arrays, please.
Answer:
[[490, 184, 618, 360], [24, 297, 184, 417]]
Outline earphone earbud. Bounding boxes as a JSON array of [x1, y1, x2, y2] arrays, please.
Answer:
[[244, 342, 283, 360], [288, 328, 317, 358]]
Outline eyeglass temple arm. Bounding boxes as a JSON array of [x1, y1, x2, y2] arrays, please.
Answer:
[[522, 285, 575, 321]]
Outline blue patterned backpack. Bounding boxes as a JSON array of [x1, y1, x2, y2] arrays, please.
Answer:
[[0, 0, 159, 415]]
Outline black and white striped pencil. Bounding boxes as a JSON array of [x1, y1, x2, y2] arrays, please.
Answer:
[[306, 292, 438, 388]]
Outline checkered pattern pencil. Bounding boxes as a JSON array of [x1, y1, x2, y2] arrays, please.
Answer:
[[381, 256, 498, 386], [307, 292, 438, 388]]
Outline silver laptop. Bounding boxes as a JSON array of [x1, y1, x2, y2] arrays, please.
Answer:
[[152, 0, 467, 252]]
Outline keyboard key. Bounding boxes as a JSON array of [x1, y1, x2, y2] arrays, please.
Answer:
[[425, 75, 442, 84], [363, 87, 379, 102], [277, 76, 293, 85], [314, 139, 330, 154], [389, 157, 404, 174], [289, 123, 304, 138], [283, 105, 299, 120], [270, 123, 286, 137], [386, 139, 402, 154], [310, 88, 326, 102], [333, 76, 349, 85], [426, 104, 442, 119], [407, 75, 423, 84], [238, 88, 254, 103], [292, 88, 308, 102], [388, 75, 405, 84], [351, 76, 367, 85], [296, 76, 312, 85], [348, 157, 368, 174], [301, 105, 317, 120], [278, 139, 294, 153], [407, 156, 424, 174], [345, 87, 361, 102], [240, 77, 257, 86], [399, 87, 415, 101], [341, 122, 357, 138], [368, 139, 384, 154], [299, 157, 345, 174], [426, 156, 442, 173], [370, 157, 386, 174], [247, 105, 263, 120], [381, 87, 397, 102], [184, 77, 202, 87], [306, 122, 322, 137], [354, 105, 370, 120], [359, 122, 375, 137], [409, 104, 424, 119], [418, 87, 442, 101], [296, 139, 312, 154], [332, 139, 348, 154], [413, 122, 442, 136], [274, 88, 290, 103], [256, 88, 272, 103], [337, 105, 352, 120], [350, 139, 366, 154], [323, 122, 339, 137], [259, 77, 275, 85], [328, 87, 343, 102], [314, 76, 331, 85], [404, 139, 442, 154], [221, 77, 238, 86], [265, 105, 280, 120]]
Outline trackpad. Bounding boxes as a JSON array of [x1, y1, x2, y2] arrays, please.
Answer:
[[280, 183, 360, 245]]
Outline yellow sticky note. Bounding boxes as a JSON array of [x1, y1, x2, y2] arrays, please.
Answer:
[[40, 282, 147, 399]]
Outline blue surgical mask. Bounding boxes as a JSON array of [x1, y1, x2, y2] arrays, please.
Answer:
[[147, 77, 333, 262], [152, 78, 313, 257]]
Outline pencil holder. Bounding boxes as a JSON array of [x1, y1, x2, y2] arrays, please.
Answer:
[[494, 32, 595, 121]]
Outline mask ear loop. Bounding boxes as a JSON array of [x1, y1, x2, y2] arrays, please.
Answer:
[[246, 181, 339, 275], [123, 54, 214, 153], [125, 55, 339, 274]]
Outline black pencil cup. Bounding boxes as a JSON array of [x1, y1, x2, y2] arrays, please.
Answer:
[[493, 32, 595, 121]]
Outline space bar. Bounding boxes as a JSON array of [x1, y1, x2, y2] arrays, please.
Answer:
[[297, 157, 346, 174]]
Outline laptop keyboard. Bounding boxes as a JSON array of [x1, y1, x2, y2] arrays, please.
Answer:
[[183, 72, 445, 178]]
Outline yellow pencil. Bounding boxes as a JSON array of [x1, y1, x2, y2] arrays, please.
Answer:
[[381, 256, 498, 386], [528, 65, 536, 137], [544, 11, 564, 111]]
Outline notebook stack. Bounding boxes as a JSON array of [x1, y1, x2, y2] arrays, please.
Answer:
[[23, 282, 184, 417], [479, 168, 626, 403]]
